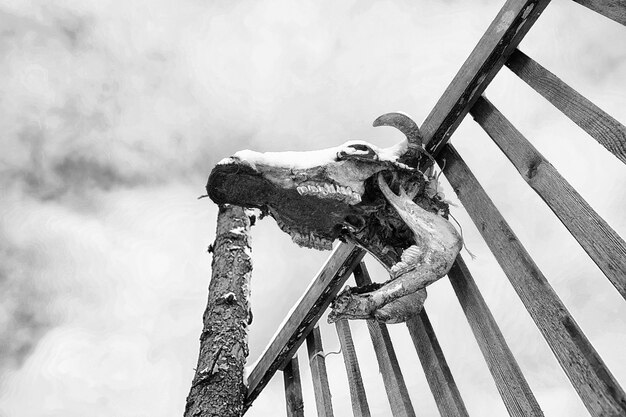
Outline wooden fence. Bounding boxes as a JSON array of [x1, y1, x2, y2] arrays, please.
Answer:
[[243, 1, 626, 416]]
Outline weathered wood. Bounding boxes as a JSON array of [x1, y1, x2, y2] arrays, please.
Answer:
[[421, 0, 552, 156], [471, 96, 626, 300], [335, 320, 371, 417], [283, 357, 305, 417], [448, 256, 544, 417], [570, 0, 626, 26], [307, 326, 335, 417], [353, 263, 417, 417], [406, 311, 470, 417], [506, 49, 626, 164], [245, 244, 366, 409], [185, 205, 252, 417], [440, 144, 626, 417]]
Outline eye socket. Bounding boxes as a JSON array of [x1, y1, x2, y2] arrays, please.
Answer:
[[336, 143, 379, 161]]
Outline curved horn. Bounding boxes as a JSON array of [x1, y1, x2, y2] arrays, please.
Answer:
[[373, 112, 423, 148], [374, 112, 438, 168]]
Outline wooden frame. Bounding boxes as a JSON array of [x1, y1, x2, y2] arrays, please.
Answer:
[[245, 244, 365, 409], [447, 256, 543, 417], [440, 144, 626, 416], [306, 326, 335, 417], [335, 320, 371, 417], [505, 49, 626, 165], [236, 0, 626, 415], [283, 357, 305, 417], [470, 95, 626, 299], [570, 0, 626, 26], [354, 264, 417, 417], [422, 0, 552, 155]]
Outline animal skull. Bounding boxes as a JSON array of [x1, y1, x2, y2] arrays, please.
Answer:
[[207, 113, 462, 323]]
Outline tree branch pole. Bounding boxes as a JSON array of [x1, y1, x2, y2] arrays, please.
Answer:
[[184, 204, 253, 417]]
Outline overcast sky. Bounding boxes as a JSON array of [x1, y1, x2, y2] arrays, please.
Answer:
[[0, 0, 624, 416]]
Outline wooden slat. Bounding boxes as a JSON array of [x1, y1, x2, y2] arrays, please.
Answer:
[[353, 263, 417, 417], [439, 144, 626, 417], [570, 0, 626, 26], [448, 256, 544, 417], [406, 311, 470, 417], [421, 0, 552, 156], [335, 320, 371, 417], [307, 326, 335, 417], [505, 49, 626, 165], [283, 356, 305, 417], [245, 244, 366, 408], [471, 95, 626, 299]]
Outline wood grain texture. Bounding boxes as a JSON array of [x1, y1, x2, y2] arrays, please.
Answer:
[[440, 144, 626, 417], [353, 263, 417, 417], [335, 320, 371, 417], [506, 49, 626, 164], [570, 0, 626, 26], [307, 326, 335, 417], [471, 96, 626, 299], [184, 205, 252, 417], [406, 311, 470, 417], [245, 244, 366, 409], [448, 256, 544, 417], [283, 357, 305, 417], [421, 0, 552, 156]]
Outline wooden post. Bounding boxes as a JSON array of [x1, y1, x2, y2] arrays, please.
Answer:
[[406, 312, 470, 417], [306, 326, 335, 417], [283, 357, 305, 417], [448, 256, 543, 417], [353, 263, 417, 417], [184, 204, 253, 417], [335, 320, 371, 417]]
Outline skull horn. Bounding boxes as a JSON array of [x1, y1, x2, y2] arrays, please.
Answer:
[[373, 112, 422, 148], [373, 112, 436, 168]]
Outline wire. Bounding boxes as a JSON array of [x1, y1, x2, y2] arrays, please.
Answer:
[[309, 347, 342, 362], [449, 212, 476, 260]]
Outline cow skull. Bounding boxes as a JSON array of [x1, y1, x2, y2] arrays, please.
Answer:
[[207, 113, 462, 323]]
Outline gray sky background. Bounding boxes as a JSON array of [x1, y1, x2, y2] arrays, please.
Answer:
[[0, 0, 624, 416]]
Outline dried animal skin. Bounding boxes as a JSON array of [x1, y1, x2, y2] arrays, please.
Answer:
[[327, 175, 462, 323], [207, 113, 460, 323]]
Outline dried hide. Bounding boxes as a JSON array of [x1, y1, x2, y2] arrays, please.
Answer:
[[207, 113, 462, 323]]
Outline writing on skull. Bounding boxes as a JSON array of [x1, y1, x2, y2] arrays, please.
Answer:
[[207, 113, 462, 323]]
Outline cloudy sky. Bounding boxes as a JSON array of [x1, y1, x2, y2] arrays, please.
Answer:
[[0, 0, 624, 416]]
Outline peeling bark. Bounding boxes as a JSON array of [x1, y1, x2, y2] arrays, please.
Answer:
[[184, 204, 252, 417]]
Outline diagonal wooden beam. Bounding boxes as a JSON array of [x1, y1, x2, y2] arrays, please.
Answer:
[[470, 95, 626, 299], [244, 243, 366, 410], [406, 311, 470, 417], [448, 256, 544, 417], [439, 144, 626, 417], [422, 0, 552, 156], [505, 49, 626, 165], [570, 0, 626, 26]]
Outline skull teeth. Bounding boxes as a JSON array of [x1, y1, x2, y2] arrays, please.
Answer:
[[272, 214, 333, 251], [295, 182, 361, 205], [289, 230, 333, 251], [391, 245, 422, 278]]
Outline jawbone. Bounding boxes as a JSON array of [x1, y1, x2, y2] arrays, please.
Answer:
[[327, 174, 462, 324]]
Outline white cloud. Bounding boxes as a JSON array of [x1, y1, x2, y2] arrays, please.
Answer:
[[0, 0, 624, 416]]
